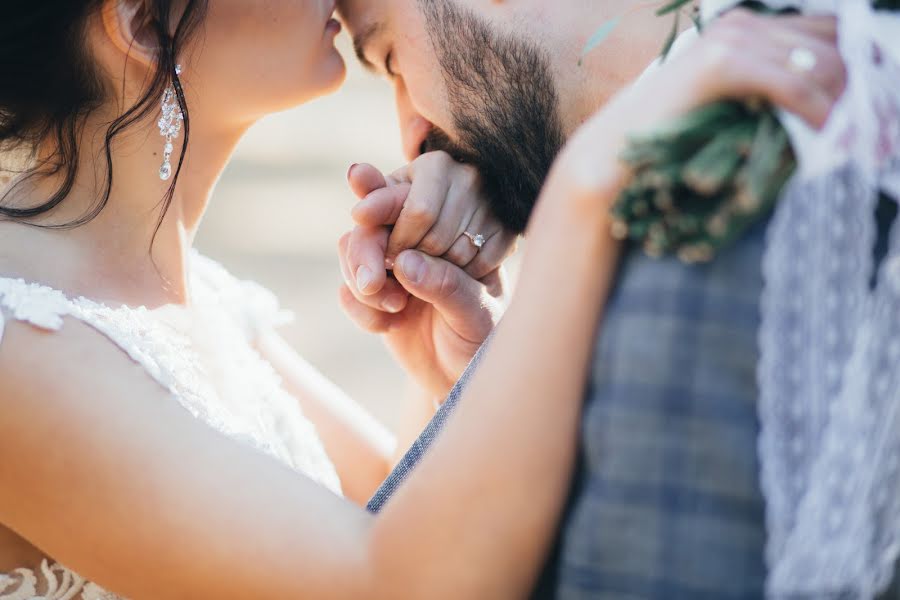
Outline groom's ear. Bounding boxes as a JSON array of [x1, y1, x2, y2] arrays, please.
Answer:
[[101, 0, 159, 68]]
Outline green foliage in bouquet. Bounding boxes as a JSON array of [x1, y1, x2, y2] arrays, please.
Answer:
[[612, 99, 793, 262], [605, 0, 899, 263]]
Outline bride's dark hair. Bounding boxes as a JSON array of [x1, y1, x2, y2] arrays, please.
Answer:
[[0, 0, 207, 231]]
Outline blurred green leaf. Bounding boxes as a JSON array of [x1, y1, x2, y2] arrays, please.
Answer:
[[660, 11, 681, 61], [579, 17, 620, 65], [656, 0, 694, 16], [682, 127, 747, 196], [736, 111, 791, 213]]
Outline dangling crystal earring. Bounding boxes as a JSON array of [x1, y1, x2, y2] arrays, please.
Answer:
[[157, 65, 183, 181]]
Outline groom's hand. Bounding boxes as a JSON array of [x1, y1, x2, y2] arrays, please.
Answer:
[[338, 157, 513, 397], [339, 245, 507, 397]]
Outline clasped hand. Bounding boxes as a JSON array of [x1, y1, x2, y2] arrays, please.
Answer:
[[338, 151, 517, 398]]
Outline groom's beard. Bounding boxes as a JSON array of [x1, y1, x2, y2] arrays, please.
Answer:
[[420, 0, 565, 234]]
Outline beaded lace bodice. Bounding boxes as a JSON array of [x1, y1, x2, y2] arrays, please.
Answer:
[[0, 252, 342, 599]]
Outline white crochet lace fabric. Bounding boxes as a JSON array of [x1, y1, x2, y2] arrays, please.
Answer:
[[0, 252, 342, 599], [0, 561, 115, 600], [703, 0, 900, 597]]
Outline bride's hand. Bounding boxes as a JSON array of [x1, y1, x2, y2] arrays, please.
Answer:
[[343, 153, 517, 302], [338, 154, 514, 398], [649, 10, 843, 128], [353, 153, 517, 278], [556, 10, 844, 197]]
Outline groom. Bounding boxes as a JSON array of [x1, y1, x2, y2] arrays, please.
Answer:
[[337, 0, 898, 597]]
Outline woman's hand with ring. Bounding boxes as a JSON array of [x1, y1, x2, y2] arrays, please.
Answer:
[[349, 152, 519, 283], [548, 9, 846, 220], [337, 156, 512, 396]]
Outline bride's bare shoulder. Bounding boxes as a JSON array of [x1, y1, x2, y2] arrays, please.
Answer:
[[0, 315, 173, 453], [0, 315, 187, 555]]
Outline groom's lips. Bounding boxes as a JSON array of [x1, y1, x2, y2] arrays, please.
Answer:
[[326, 18, 342, 34]]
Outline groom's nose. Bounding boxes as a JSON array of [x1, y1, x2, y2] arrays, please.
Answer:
[[395, 87, 434, 161], [401, 114, 432, 162]]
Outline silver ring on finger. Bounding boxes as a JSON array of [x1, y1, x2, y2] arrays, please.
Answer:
[[788, 47, 818, 74], [463, 231, 486, 251]]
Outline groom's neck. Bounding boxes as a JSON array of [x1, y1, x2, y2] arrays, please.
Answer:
[[557, 2, 692, 135]]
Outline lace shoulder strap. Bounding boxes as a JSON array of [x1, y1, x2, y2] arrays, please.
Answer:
[[0, 278, 73, 343], [0, 275, 187, 389], [189, 251, 293, 341], [0, 273, 287, 463], [0, 275, 203, 401]]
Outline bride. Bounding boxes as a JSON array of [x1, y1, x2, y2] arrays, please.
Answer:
[[0, 0, 836, 598]]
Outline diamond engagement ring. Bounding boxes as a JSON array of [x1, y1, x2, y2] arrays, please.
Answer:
[[788, 47, 817, 73], [463, 232, 486, 250]]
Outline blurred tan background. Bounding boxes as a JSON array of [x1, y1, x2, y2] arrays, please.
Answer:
[[195, 36, 409, 429]]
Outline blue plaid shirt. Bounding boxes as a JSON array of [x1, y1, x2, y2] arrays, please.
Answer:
[[368, 205, 900, 599]]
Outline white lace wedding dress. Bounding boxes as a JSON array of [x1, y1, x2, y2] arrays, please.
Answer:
[[0, 252, 343, 599]]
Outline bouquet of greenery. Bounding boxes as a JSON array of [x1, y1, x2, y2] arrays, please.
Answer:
[[606, 0, 899, 263]]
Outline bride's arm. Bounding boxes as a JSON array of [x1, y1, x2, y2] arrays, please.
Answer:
[[0, 152, 618, 599], [255, 331, 397, 504], [370, 161, 621, 597]]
